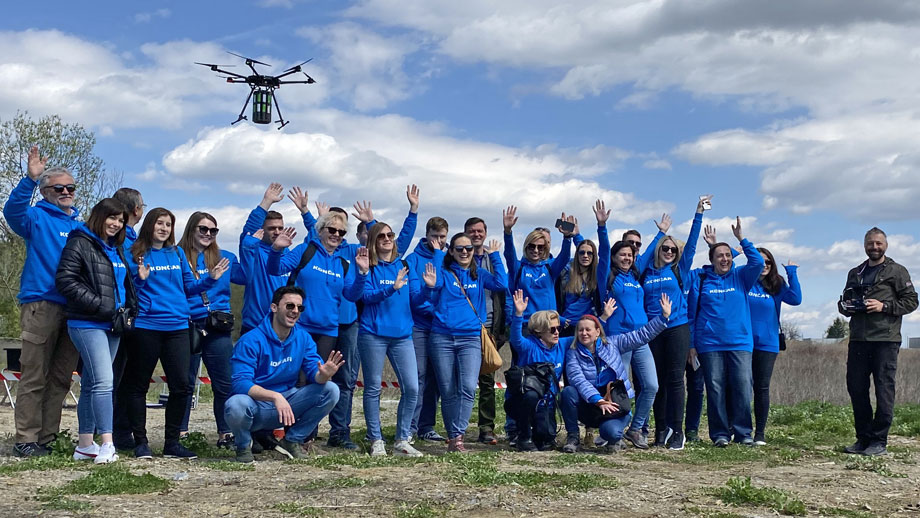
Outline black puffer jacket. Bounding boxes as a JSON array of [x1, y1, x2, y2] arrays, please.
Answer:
[[55, 227, 137, 324]]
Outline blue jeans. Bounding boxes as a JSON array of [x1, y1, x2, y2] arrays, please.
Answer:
[[699, 350, 753, 442], [685, 362, 705, 433], [358, 333, 418, 441], [69, 327, 120, 435], [329, 321, 360, 439], [428, 332, 480, 439], [559, 386, 631, 443], [410, 327, 441, 436], [224, 383, 340, 450], [620, 344, 658, 433], [181, 327, 233, 434]]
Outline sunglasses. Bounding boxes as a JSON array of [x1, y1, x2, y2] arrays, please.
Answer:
[[197, 225, 219, 237], [376, 232, 396, 240], [661, 246, 679, 254], [284, 303, 306, 312], [526, 243, 546, 252], [577, 250, 594, 257], [628, 241, 642, 249], [547, 326, 561, 334], [453, 245, 474, 252], [326, 227, 347, 237], [764, 261, 773, 266], [47, 184, 76, 194]]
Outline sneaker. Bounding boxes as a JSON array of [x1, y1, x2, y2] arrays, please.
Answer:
[[654, 428, 673, 447], [537, 438, 557, 451], [753, 434, 767, 446], [216, 434, 235, 449], [370, 439, 387, 456], [507, 432, 518, 448], [393, 440, 423, 458], [686, 429, 701, 443], [862, 442, 888, 456], [447, 436, 468, 453], [594, 435, 609, 447], [163, 442, 198, 460], [235, 447, 254, 464], [277, 439, 307, 460], [134, 443, 154, 460], [517, 439, 538, 452], [714, 438, 729, 448], [667, 431, 686, 451], [604, 439, 627, 453], [478, 431, 498, 445], [94, 443, 119, 464], [562, 434, 580, 454], [740, 437, 754, 446], [14, 442, 50, 458], [419, 430, 446, 443], [624, 429, 649, 450], [327, 435, 359, 451], [844, 440, 868, 455], [251, 439, 264, 455], [252, 430, 278, 454], [73, 442, 100, 461]]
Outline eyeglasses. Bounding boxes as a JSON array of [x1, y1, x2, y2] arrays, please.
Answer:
[[661, 246, 679, 254], [284, 303, 306, 312], [453, 245, 474, 252], [526, 243, 546, 252], [376, 232, 396, 241], [326, 227, 347, 237], [547, 326, 560, 334], [577, 250, 594, 257], [197, 225, 220, 237], [47, 184, 76, 194], [628, 241, 642, 249]]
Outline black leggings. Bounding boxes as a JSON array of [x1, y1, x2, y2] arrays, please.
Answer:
[[124, 328, 191, 445], [649, 324, 691, 433], [504, 390, 557, 445], [752, 349, 777, 438]]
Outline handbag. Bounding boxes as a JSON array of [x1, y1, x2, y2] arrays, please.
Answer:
[[579, 379, 630, 425], [450, 271, 502, 374], [505, 362, 556, 398], [200, 291, 234, 333], [111, 306, 136, 336], [188, 319, 205, 355], [779, 332, 787, 351]]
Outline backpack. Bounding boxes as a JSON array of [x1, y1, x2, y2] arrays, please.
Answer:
[[286, 242, 350, 287]]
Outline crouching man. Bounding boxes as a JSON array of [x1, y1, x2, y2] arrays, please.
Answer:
[[225, 286, 343, 463]]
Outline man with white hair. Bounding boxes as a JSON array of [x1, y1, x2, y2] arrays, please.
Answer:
[[3, 146, 83, 457]]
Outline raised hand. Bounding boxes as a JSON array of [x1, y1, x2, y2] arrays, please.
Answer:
[[703, 224, 717, 246], [394, 267, 408, 290], [314, 201, 329, 217], [316, 350, 345, 383], [355, 247, 370, 274], [593, 199, 610, 225], [272, 227, 296, 251], [659, 293, 672, 319], [557, 212, 577, 237], [136, 258, 150, 281], [655, 213, 672, 233], [423, 262, 437, 288], [287, 186, 309, 214], [483, 239, 502, 254], [785, 260, 798, 267], [697, 194, 713, 213], [27, 145, 49, 180], [406, 184, 420, 213], [260, 183, 284, 209], [209, 257, 231, 280], [601, 297, 618, 320], [731, 216, 744, 241], [352, 201, 374, 223], [512, 289, 529, 316], [503, 205, 518, 233]]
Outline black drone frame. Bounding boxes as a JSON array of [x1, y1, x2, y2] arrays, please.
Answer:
[[196, 52, 315, 129]]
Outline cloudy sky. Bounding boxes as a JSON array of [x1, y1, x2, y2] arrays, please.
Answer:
[[4, 0, 920, 342]]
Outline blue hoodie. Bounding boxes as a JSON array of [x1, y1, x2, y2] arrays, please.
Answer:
[[509, 315, 566, 393], [359, 258, 424, 338], [639, 213, 703, 328], [3, 177, 82, 304], [606, 268, 648, 336], [67, 225, 128, 330], [185, 249, 246, 322], [560, 225, 611, 327], [130, 246, 216, 331], [504, 231, 572, 320], [426, 254, 507, 336], [687, 238, 764, 353], [405, 239, 446, 330], [748, 265, 802, 353], [123, 226, 137, 253], [267, 237, 367, 337], [230, 315, 323, 396]]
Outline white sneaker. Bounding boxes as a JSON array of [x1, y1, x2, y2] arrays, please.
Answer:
[[73, 442, 100, 461], [393, 440, 423, 458], [94, 442, 119, 464], [594, 435, 609, 447], [370, 439, 387, 456]]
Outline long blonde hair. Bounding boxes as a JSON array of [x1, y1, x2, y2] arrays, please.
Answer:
[[367, 222, 397, 266], [523, 229, 550, 262], [653, 236, 685, 270]]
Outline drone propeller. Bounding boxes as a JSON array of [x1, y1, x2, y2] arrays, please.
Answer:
[[227, 51, 271, 67], [195, 62, 236, 68], [282, 58, 313, 73]]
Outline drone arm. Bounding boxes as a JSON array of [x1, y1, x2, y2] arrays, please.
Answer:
[[232, 88, 255, 125], [278, 80, 316, 85], [272, 93, 289, 130], [211, 67, 248, 79], [274, 69, 302, 80]]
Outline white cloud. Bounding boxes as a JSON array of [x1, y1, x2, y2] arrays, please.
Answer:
[[134, 8, 171, 23]]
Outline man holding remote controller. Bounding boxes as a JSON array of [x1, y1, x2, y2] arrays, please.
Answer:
[[838, 227, 917, 456]]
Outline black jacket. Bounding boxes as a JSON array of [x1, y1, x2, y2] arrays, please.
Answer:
[[838, 257, 918, 342], [55, 227, 137, 324]]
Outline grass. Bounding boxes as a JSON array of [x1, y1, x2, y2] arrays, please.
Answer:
[[37, 496, 94, 512], [819, 508, 875, 518], [631, 441, 802, 466], [843, 456, 907, 478], [288, 452, 428, 470], [298, 475, 370, 489], [179, 431, 233, 459], [51, 464, 171, 495], [0, 454, 83, 475], [274, 502, 322, 517], [712, 476, 806, 516], [394, 500, 451, 518]]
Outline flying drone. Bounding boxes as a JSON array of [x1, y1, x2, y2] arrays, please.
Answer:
[[196, 52, 315, 129]]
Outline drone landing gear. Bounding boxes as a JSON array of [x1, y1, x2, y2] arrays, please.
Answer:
[[272, 93, 289, 130], [232, 89, 254, 125]]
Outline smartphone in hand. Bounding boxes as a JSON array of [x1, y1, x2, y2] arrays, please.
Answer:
[[555, 218, 576, 233]]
